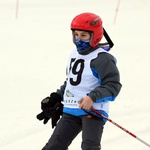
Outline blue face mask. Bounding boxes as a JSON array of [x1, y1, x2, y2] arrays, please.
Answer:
[[74, 38, 90, 51]]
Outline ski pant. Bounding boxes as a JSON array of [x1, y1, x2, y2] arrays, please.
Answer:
[[42, 113, 104, 150]]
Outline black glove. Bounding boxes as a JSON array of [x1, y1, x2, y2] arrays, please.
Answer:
[[51, 102, 63, 128], [40, 92, 62, 110], [36, 93, 63, 128], [36, 111, 49, 124]]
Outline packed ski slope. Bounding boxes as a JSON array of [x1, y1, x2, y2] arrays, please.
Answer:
[[0, 0, 150, 149]]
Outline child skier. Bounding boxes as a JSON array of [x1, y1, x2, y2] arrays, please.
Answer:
[[37, 12, 122, 150]]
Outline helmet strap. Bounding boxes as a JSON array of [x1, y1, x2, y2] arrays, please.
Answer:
[[103, 28, 114, 49]]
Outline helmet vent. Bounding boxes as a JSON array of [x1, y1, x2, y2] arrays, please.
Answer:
[[90, 18, 99, 26]]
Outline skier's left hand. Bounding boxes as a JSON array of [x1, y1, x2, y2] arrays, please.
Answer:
[[79, 96, 93, 110]]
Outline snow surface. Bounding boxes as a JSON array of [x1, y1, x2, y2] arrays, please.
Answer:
[[0, 0, 150, 149]]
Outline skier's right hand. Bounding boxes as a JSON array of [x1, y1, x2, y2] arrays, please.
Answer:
[[36, 111, 50, 124], [36, 92, 63, 128]]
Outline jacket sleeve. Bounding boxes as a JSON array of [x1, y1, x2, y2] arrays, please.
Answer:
[[89, 52, 122, 102], [56, 81, 67, 99]]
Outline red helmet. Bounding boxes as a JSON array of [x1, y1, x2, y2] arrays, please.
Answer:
[[71, 12, 103, 47]]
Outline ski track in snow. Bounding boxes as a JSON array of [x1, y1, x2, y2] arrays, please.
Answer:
[[0, 0, 150, 149]]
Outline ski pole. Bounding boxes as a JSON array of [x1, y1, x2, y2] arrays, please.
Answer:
[[113, 0, 121, 25], [91, 108, 150, 148], [16, 0, 19, 19]]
